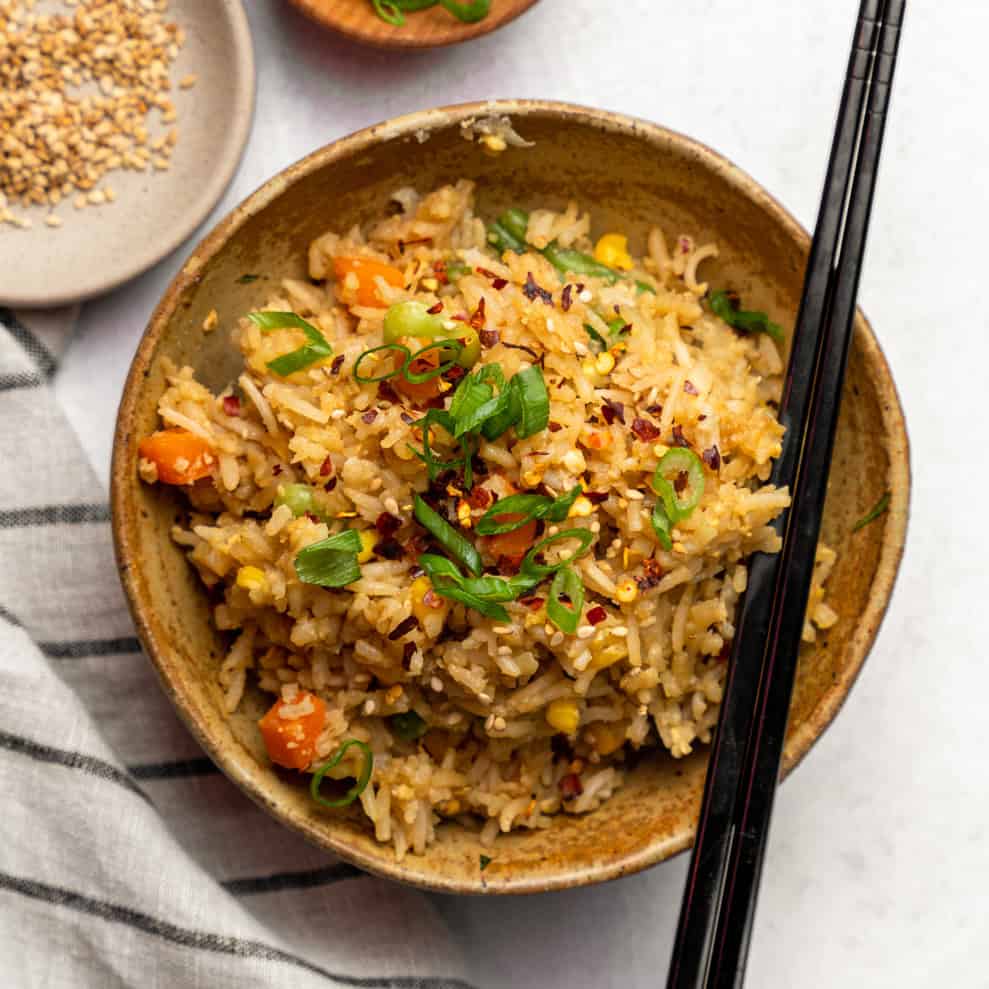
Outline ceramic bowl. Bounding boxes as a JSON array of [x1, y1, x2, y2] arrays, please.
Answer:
[[111, 100, 909, 894]]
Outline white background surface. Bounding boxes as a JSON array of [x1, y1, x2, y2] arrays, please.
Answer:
[[52, 1, 988, 985]]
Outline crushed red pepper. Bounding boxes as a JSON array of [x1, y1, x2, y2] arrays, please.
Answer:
[[222, 394, 241, 417], [469, 297, 487, 330], [702, 445, 721, 470], [559, 774, 584, 798], [586, 605, 607, 625], [522, 272, 553, 305], [630, 417, 661, 442], [561, 284, 574, 311], [330, 354, 345, 375], [319, 457, 333, 477], [671, 424, 691, 448], [601, 398, 626, 426], [684, 380, 698, 395]]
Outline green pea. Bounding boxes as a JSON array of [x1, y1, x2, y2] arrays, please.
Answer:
[[275, 483, 316, 518], [455, 327, 481, 369], [383, 301, 444, 344]]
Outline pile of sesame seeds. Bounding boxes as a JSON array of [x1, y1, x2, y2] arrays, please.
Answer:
[[0, 0, 195, 230]]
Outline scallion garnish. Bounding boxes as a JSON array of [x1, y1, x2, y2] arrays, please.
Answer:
[[852, 491, 890, 532], [475, 485, 582, 535], [519, 528, 595, 578], [247, 311, 334, 376], [547, 566, 584, 634], [403, 339, 464, 383], [413, 494, 482, 576], [709, 290, 785, 344], [511, 365, 550, 437], [353, 342, 410, 383], [294, 529, 363, 588], [652, 448, 705, 523], [310, 739, 373, 808], [390, 711, 428, 741], [651, 499, 673, 550]]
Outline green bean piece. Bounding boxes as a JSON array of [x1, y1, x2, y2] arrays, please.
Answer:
[[498, 208, 530, 243], [487, 219, 526, 255], [651, 499, 673, 550], [542, 244, 619, 284]]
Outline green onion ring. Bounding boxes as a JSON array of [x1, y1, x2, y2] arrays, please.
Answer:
[[652, 448, 705, 523], [403, 339, 465, 384], [353, 343, 410, 383], [310, 739, 374, 808], [520, 528, 594, 578]]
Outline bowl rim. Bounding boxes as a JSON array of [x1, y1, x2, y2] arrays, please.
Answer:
[[111, 99, 911, 895]]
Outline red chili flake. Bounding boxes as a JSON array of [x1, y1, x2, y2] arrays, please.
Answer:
[[376, 512, 402, 538], [304, 511, 320, 523], [496, 554, 523, 575], [362, 409, 378, 424], [601, 398, 626, 426], [319, 457, 333, 477], [518, 595, 545, 610], [400, 412, 416, 426], [679, 236, 691, 254], [422, 588, 443, 609], [476, 267, 499, 279], [547, 421, 563, 433], [272, 464, 283, 476], [479, 329, 500, 348], [377, 380, 400, 404], [559, 774, 583, 798], [673, 470, 689, 494], [583, 490, 608, 504], [388, 615, 420, 641], [402, 642, 416, 663], [522, 272, 553, 305], [222, 394, 241, 417], [406, 534, 430, 557], [702, 445, 721, 470], [698, 414, 707, 421], [574, 283, 584, 295], [561, 284, 574, 311], [636, 557, 665, 591], [683, 380, 698, 395], [477, 267, 509, 290], [465, 485, 494, 509], [646, 403, 663, 416], [642, 557, 664, 580], [443, 365, 467, 383], [432, 260, 450, 285], [491, 277, 508, 290], [586, 606, 607, 625], [469, 297, 487, 330], [671, 424, 691, 448], [330, 354, 345, 376], [374, 539, 404, 560], [426, 301, 444, 315], [630, 417, 661, 442], [324, 476, 338, 492]]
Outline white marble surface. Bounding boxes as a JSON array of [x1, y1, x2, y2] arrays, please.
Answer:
[[53, 1, 988, 985]]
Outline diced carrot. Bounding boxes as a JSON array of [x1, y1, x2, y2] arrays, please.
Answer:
[[258, 692, 327, 770], [332, 256, 404, 308], [483, 514, 538, 564], [138, 428, 214, 485], [393, 340, 444, 403]]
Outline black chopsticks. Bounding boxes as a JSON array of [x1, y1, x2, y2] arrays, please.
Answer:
[[666, 2, 905, 986]]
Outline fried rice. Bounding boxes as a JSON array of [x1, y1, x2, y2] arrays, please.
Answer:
[[139, 180, 837, 859]]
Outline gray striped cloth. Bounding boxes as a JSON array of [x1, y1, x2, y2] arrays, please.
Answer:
[[0, 309, 473, 988]]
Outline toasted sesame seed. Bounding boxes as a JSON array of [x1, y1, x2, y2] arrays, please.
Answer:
[[44, 214, 63, 228], [179, 73, 198, 89], [576, 625, 596, 640]]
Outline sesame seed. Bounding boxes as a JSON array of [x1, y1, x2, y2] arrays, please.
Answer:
[[179, 73, 198, 89], [430, 676, 443, 692], [44, 214, 62, 228], [576, 625, 596, 640]]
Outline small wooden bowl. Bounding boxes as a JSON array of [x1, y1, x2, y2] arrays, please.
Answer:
[[285, 0, 540, 48], [111, 101, 910, 895]]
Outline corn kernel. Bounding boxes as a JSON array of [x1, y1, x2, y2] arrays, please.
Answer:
[[385, 684, 403, 704], [594, 351, 616, 375], [592, 721, 626, 756], [457, 499, 472, 528], [236, 566, 266, 591], [442, 799, 462, 815], [652, 443, 669, 459], [546, 698, 581, 735], [614, 579, 639, 603], [419, 277, 439, 291], [356, 530, 377, 563], [479, 133, 507, 155], [581, 358, 599, 378], [521, 469, 544, 487], [568, 495, 594, 518], [593, 233, 633, 271]]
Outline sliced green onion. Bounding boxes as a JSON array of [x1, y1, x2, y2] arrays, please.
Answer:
[[479, 383, 521, 441], [511, 365, 549, 438], [479, 854, 492, 870], [547, 566, 584, 634], [353, 343, 409, 383], [651, 499, 673, 551], [438, 0, 490, 20], [852, 491, 890, 532], [310, 739, 373, 808], [294, 529, 363, 588], [413, 494, 482, 576], [583, 322, 609, 353], [475, 485, 581, 535], [383, 300, 445, 343], [275, 483, 318, 519], [248, 311, 334, 376], [390, 711, 428, 741], [404, 339, 464, 384], [634, 279, 656, 295], [709, 290, 785, 344], [652, 448, 706, 523], [427, 579, 510, 620], [520, 528, 595, 578], [371, 0, 405, 24], [407, 409, 463, 482]]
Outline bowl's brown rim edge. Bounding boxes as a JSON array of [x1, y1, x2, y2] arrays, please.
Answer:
[[110, 98, 911, 896]]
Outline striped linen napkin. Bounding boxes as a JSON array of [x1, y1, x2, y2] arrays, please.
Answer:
[[0, 308, 472, 988]]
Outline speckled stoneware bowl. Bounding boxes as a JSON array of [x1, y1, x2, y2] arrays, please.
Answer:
[[111, 100, 909, 895]]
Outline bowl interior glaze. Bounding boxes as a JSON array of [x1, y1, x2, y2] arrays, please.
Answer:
[[111, 101, 909, 894]]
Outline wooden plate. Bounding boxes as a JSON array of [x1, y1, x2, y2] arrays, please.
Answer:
[[286, 0, 540, 48], [111, 101, 910, 894], [0, 0, 255, 309]]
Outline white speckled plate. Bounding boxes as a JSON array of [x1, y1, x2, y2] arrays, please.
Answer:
[[0, 0, 255, 308]]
